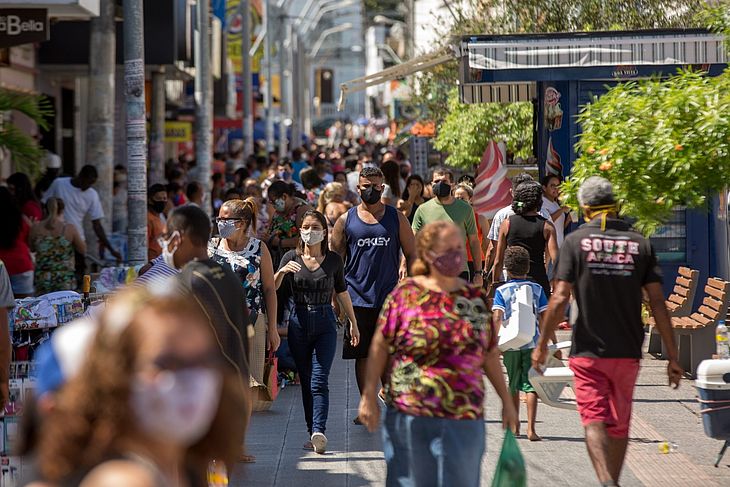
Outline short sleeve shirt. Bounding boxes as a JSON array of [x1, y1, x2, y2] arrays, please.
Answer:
[[492, 279, 548, 350], [541, 197, 565, 247], [411, 198, 477, 272], [41, 177, 104, 241], [554, 218, 662, 358], [278, 250, 347, 305], [378, 279, 496, 419]]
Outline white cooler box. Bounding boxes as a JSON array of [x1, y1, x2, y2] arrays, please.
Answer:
[[695, 359, 730, 440]]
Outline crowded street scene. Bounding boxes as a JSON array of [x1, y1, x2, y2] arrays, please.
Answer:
[[1, 0, 730, 486]]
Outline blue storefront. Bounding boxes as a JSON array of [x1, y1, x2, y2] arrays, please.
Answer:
[[458, 29, 730, 299]]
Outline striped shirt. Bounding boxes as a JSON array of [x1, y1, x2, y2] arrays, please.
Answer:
[[135, 255, 178, 286]]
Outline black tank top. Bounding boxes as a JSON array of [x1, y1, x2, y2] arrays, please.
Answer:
[[507, 214, 550, 295]]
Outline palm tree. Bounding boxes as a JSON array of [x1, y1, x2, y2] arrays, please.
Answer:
[[0, 89, 53, 178]]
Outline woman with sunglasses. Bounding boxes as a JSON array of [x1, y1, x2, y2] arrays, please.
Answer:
[[274, 210, 360, 454], [209, 198, 280, 396]]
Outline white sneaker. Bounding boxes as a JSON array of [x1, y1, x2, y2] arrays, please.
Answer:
[[311, 432, 327, 454]]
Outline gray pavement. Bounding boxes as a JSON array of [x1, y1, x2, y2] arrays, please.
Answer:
[[231, 330, 730, 486]]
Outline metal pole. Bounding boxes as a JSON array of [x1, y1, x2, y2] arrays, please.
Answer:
[[86, 0, 115, 234], [149, 68, 166, 184], [194, 0, 212, 213], [123, 0, 148, 265], [241, 0, 254, 156], [302, 48, 311, 140], [290, 31, 301, 150], [263, 0, 275, 153], [278, 23, 288, 159]]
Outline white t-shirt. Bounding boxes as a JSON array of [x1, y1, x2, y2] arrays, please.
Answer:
[[542, 196, 565, 247], [487, 204, 551, 241], [42, 177, 104, 241]]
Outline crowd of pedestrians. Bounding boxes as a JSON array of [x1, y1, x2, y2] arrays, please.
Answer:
[[0, 139, 686, 487]]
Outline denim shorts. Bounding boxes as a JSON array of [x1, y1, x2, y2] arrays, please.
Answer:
[[9, 270, 34, 295]]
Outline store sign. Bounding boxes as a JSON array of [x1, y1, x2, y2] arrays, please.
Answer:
[[0, 9, 49, 48], [164, 121, 193, 142]]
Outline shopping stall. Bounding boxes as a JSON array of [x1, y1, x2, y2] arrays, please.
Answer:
[[456, 28, 729, 296]]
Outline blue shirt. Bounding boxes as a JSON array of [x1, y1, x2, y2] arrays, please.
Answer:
[[291, 160, 309, 183], [344, 205, 401, 308], [492, 279, 548, 350]]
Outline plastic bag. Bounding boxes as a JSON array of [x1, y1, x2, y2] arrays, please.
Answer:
[[491, 430, 526, 487]]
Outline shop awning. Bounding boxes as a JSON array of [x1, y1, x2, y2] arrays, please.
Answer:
[[337, 50, 453, 111], [458, 29, 727, 104]]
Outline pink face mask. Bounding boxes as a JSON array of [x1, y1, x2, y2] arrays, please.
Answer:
[[428, 249, 464, 277]]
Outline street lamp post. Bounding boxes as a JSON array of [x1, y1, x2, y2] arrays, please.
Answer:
[[194, 0, 212, 213], [241, 0, 254, 156], [263, 0, 275, 153]]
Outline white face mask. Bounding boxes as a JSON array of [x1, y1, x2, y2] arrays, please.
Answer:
[[130, 367, 222, 446], [300, 229, 324, 246], [160, 231, 180, 269]]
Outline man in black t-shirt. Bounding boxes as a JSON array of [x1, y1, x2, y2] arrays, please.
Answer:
[[533, 177, 682, 487]]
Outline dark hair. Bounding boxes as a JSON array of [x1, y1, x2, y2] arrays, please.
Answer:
[[296, 210, 329, 256], [292, 147, 305, 160], [78, 165, 98, 180], [224, 187, 243, 200], [511, 172, 534, 191], [541, 174, 562, 187], [401, 174, 425, 200], [299, 167, 323, 191], [512, 181, 544, 215], [234, 168, 250, 187], [359, 166, 384, 181], [167, 182, 182, 194], [268, 180, 295, 199], [457, 174, 475, 187], [0, 187, 22, 249], [431, 166, 453, 183], [333, 171, 347, 182], [186, 181, 203, 199], [148, 183, 167, 196], [380, 161, 401, 199], [167, 205, 211, 247], [7, 172, 38, 206], [504, 246, 530, 276]]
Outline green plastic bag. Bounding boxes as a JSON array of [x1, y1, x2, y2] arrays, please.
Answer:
[[491, 430, 527, 487]]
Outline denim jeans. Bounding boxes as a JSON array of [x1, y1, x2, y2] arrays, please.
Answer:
[[382, 408, 485, 487], [288, 304, 338, 435]]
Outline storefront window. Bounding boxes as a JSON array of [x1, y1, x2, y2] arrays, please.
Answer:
[[650, 207, 687, 263]]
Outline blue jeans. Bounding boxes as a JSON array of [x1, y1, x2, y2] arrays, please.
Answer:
[[382, 408, 485, 487], [288, 304, 338, 435]]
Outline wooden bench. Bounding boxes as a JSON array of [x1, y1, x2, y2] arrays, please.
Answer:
[[670, 278, 730, 377], [647, 267, 699, 356]]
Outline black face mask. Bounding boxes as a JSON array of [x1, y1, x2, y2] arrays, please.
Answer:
[[400, 169, 410, 179], [360, 186, 382, 205], [433, 181, 452, 198], [150, 200, 166, 214]]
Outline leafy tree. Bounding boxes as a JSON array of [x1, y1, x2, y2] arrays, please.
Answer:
[[562, 70, 730, 235], [0, 90, 53, 178], [433, 88, 532, 168]]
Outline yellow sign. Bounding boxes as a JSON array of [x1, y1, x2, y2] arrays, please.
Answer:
[[164, 121, 192, 142]]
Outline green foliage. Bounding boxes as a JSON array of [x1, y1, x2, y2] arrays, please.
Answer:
[[563, 70, 730, 235], [433, 88, 532, 169], [0, 89, 53, 178]]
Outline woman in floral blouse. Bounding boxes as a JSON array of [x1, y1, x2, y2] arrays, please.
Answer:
[[358, 221, 517, 487], [209, 198, 280, 391]]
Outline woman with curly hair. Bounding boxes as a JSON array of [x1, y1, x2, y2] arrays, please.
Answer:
[[34, 286, 248, 486], [357, 221, 517, 487], [492, 181, 559, 295]]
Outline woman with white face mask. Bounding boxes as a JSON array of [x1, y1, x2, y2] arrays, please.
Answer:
[[209, 198, 280, 396], [274, 210, 360, 454], [33, 286, 247, 487]]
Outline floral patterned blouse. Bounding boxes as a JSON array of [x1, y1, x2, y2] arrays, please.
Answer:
[[208, 237, 265, 315], [34, 232, 75, 295], [378, 278, 496, 420]]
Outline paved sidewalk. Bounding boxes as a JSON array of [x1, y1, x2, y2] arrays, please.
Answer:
[[231, 330, 729, 486]]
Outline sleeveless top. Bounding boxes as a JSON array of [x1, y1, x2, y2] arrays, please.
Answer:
[[344, 205, 401, 308], [506, 214, 551, 294], [208, 237, 265, 315], [34, 224, 76, 294]]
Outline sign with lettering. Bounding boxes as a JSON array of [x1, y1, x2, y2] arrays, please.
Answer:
[[0, 9, 48, 48], [164, 121, 193, 142]]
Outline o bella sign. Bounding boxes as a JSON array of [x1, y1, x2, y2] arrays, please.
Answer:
[[0, 9, 49, 48]]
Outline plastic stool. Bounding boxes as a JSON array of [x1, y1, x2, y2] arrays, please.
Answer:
[[528, 342, 576, 411]]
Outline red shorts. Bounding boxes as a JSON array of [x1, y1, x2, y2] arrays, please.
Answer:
[[569, 357, 640, 438]]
